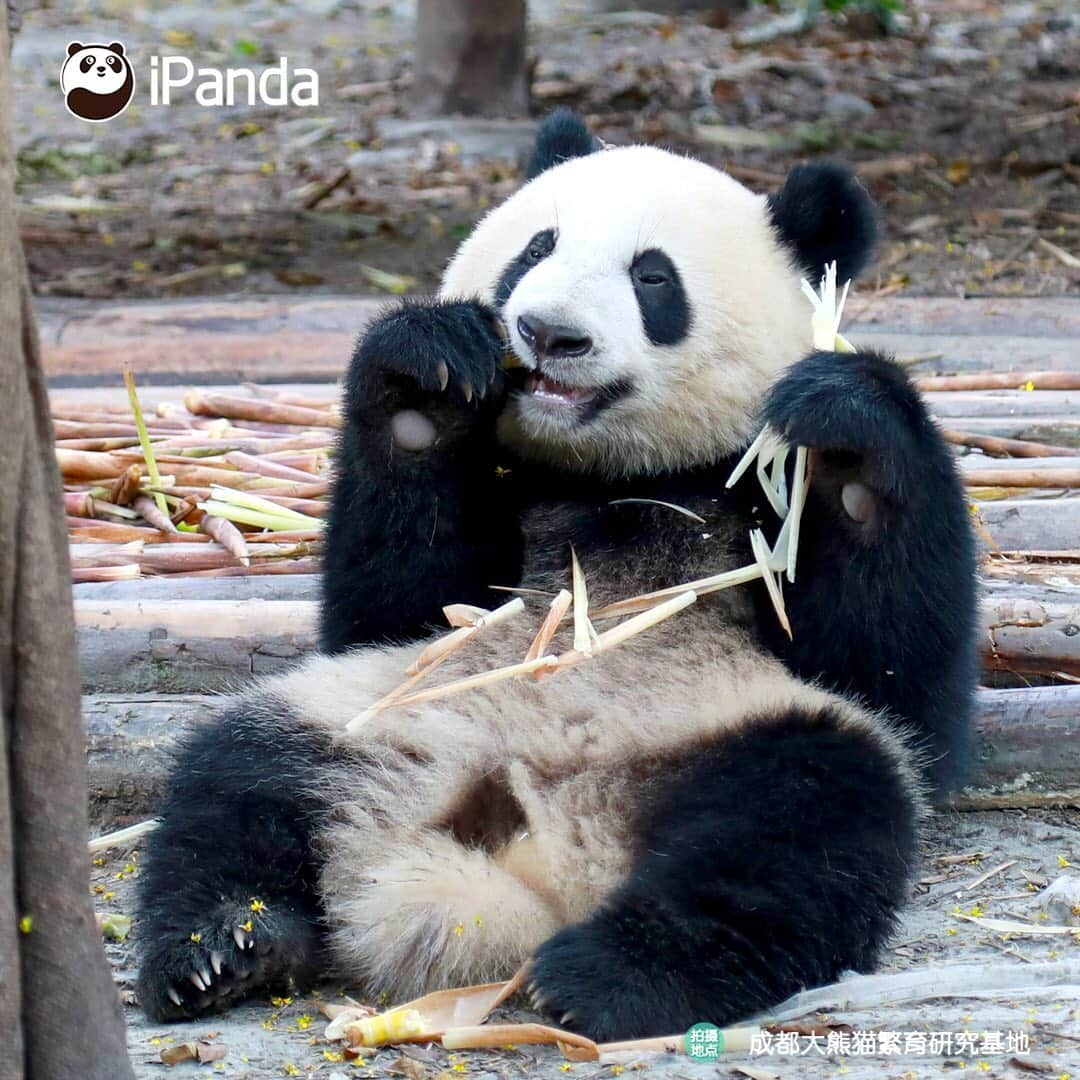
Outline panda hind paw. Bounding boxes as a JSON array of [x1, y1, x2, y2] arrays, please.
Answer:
[[136, 899, 312, 1021]]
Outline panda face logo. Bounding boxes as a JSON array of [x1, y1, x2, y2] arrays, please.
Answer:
[[61, 41, 135, 122]]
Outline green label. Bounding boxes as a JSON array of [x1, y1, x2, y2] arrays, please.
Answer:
[[686, 1022, 725, 1060]]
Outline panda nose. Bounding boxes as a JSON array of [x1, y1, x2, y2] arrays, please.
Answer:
[[96, 66, 106, 74], [516, 316, 592, 360]]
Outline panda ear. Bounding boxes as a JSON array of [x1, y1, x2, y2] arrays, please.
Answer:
[[67, 42, 83, 57], [767, 162, 877, 283], [527, 109, 598, 181], [107, 42, 125, 55]]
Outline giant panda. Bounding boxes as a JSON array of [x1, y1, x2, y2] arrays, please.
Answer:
[[135, 110, 977, 1041]]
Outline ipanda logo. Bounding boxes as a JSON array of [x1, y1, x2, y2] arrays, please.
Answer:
[[62, 41, 135, 122], [61, 39, 319, 121], [149, 56, 319, 107]]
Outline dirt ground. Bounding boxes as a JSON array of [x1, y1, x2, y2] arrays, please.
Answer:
[[10, 0, 1080, 303], [92, 806, 1080, 1079]]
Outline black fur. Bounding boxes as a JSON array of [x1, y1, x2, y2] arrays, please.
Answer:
[[495, 228, 556, 306], [529, 705, 919, 1041], [527, 108, 597, 179], [756, 349, 978, 794], [135, 702, 337, 1020], [767, 162, 877, 282], [321, 299, 523, 653], [630, 248, 691, 346]]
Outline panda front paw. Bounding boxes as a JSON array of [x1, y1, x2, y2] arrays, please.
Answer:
[[763, 350, 938, 512], [136, 897, 322, 1021], [346, 299, 508, 439], [528, 915, 691, 1042]]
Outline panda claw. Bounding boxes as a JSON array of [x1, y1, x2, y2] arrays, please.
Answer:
[[233, 927, 249, 950], [199, 966, 212, 987], [190, 971, 207, 992], [167, 987, 183, 1007], [210, 951, 224, 975], [459, 380, 473, 403], [436, 361, 450, 392]]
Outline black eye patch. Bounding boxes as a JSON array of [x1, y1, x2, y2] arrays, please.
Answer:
[[630, 248, 690, 346], [494, 228, 556, 306], [80, 54, 96, 72]]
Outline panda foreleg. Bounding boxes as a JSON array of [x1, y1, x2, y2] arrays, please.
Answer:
[[322, 299, 523, 654], [759, 348, 977, 795], [135, 699, 338, 1020], [527, 704, 921, 1042]]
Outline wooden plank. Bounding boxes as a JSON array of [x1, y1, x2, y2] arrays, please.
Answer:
[[847, 296, 1080, 339], [83, 684, 1080, 821], [973, 499, 1080, 551], [40, 296, 383, 386], [74, 586, 1080, 691], [36, 294, 1080, 384], [925, 391, 1080, 418]]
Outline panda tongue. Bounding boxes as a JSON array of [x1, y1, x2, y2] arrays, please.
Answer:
[[527, 373, 595, 405]]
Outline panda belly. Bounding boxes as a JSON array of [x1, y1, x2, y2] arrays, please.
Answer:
[[265, 596, 878, 999]]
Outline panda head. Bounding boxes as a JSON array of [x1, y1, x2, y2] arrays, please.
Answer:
[[440, 110, 876, 478], [61, 42, 134, 122]]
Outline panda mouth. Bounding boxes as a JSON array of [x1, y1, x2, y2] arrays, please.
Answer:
[[524, 373, 598, 407]]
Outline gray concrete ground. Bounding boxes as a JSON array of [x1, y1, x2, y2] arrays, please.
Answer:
[[93, 806, 1080, 1079]]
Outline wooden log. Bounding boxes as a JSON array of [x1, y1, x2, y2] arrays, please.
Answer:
[[82, 684, 1080, 822], [941, 430, 1080, 459], [920, 372, 1080, 392], [962, 468, 1080, 489], [933, 417, 1080, 443], [72, 586, 1079, 690]]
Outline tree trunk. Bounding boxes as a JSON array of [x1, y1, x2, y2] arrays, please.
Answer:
[[0, 15, 134, 1079], [412, 0, 528, 117]]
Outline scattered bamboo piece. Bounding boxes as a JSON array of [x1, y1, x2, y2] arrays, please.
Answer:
[[88, 818, 160, 853], [132, 493, 178, 534], [942, 429, 1080, 459], [124, 365, 169, 516], [405, 598, 524, 676], [184, 390, 340, 429], [570, 547, 592, 655], [525, 589, 573, 662]]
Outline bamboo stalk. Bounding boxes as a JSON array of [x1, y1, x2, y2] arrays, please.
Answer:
[[64, 491, 94, 517], [589, 564, 763, 620], [133, 494, 178, 534], [72, 564, 141, 584], [199, 514, 251, 566], [124, 365, 169, 516], [750, 529, 791, 639], [184, 390, 340, 429], [224, 450, 323, 483], [67, 519, 210, 543], [919, 371, 1080, 392]]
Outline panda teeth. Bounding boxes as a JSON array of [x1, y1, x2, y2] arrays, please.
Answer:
[[526, 373, 595, 405]]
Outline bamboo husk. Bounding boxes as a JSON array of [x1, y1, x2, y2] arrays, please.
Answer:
[[919, 371, 1080, 392], [329, 967, 528, 1046], [570, 547, 592, 655], [184, 390, 340, 429], [405, 598, 525, 676], [88, 818, 160, 853], [109, 464, 143, 506], [441, 1024, 599, 1055]]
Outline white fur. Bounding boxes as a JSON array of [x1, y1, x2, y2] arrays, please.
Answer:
[[441, 145, 812, 477]]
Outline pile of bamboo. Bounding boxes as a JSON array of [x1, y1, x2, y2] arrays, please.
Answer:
[[58, 381, 336, 582]]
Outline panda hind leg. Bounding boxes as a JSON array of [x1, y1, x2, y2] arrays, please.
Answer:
[[527, 703, 923, 1041], [136, 700, 338, 1021]]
